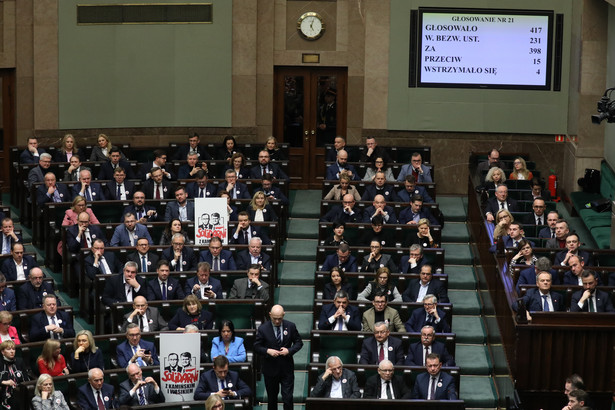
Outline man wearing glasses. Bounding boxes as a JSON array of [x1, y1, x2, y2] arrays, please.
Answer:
[[522, 197, 548, 226], [320, 193, 365, 223], [359, 321, 404, 365], [397, 152, 432, 183], [363, 359, 412, 399], [126, 238, 160, 273], [405, 294, 451, 333]]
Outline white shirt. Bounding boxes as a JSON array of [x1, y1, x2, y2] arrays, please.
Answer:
[[417, 281, 430, 303], [328, 313, 351, 330], [330, 378, 343, 398], [13, 260, 26, 281], [379, 378, 395, 399]]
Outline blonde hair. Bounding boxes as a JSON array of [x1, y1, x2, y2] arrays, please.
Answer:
[[249, 191, 269, 210], [38, 339, 61, 371], [61, 134, 79, 153]]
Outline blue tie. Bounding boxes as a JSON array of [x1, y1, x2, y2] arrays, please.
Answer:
[[542, 295, 549, 311], [141, 256, 147, 273]]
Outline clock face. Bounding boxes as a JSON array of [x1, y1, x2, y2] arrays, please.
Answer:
[[298, 12, 325, 40]]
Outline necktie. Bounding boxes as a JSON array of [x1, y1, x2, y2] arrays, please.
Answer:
[[81, 232, 88, 249], [429, 376, 437, 400], [424, 346, 430, 366], [500, 201, 505, 210], [137, 208, 143, 220], [126, 285, 132, 300], [244, 230, 249, 244], [138, 315, 144, 331], [141, 256, 147, 273], [199, 188, 204, 198], [551, 229, 556, 239], [86, 188, 92, 201], [117, 184, 121, 199], [385, 380, 392, 399], [138, 387, 146, 405], [262, 166, 267, 177], [537, 217, 542, 225], [542, 295, 549, 311], [161, 281, 167, 300], [97, 390, 105, 410], [133, 346, 145, 366], [155, 184, 161, 199], [50, 316, 58, 339], [213, 257, 220, 271], [99, 258, 107, 274], [588, 297, 595, 312], [53, 189, 61, 202], [275, 326, 282, 343], [378, 343, 385, 363], [337, 316, 343, 331]]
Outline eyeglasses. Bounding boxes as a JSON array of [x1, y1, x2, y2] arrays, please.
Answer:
[[379, 369, 394, 373]]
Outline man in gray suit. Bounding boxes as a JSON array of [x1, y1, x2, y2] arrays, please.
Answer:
[[121, 296, 168, 332], [119, 363, 165, 405], [228, 264, 270, 302], [164, 186, 195, 222], [310, 356, 361, 399]]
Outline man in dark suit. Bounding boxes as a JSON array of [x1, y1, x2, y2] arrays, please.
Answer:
[[164, 186, 195, 222], [519, 272, 565, 319], [98, 148, 136, 180], [484, 184, 519, 223], [397, 174, 433, 203], [399, 194, 439, 226], [139, 149, 174, 181], [310, 356, 361, 398], [36, 172, 70, 205], [105, 166, 136, 200], [123, 191, 159, 223], [325, 136, 347, 162], [318, 290, 361, 331], [363, 194, 398, 224], [545, 219, 570, 249], [17, 267, 57, 310], [65, 211, 107, 253], [230, 212, 272, 245], [321, 243, 358, 272], [177, 151, 209, 180], [554, 233, 593, 267], [162, 234, 198, 272], [217, 169, 251, 199], [255, 174, 290, 206], [522, 197, 548, 226], [77, 368, 118, 409], [121, 296, 168, 332], [27, 153, 52, 201], [110, 213, 154, 247], [147, 260, 185, 301], [412, 353, 458, 400], [119, 363, 165, 405], [320, 193, 365, 224], [524, 178, 552, 201], [363, 359, 412, 399], [405, 294, 451, 333], [0, 274, 17, 312], [236, 237, 272, 271], [127, 238, 160, 273], [361, 172, 400, 202], [229, 264, 270, 302], [360, 137, 393, 164], [1, 243, 39, 281], [186, 170, 216, 199], [142, 167, 174, 199], [359, 321, 405, 365], [405, 325, 456, 367], [184, 262, 223, 299], [516, 257, 558, 293], [84, 239, 123, 280], [325, 149, 360, 181], [72, 169, 106, 201], [62, 155, 85, 182], [20, 136, 46, 164], [538, 211, 560, 239], [102, 262, 148, 307], [250, 150, 289, 181], [0, 219, 22, 256], [193, 355, 252, 400], [29, 294, 75, 342], [254, 304, 303, 410], [397, 152, 433, 183], [403, 264, 449, 303], [173, 132, 212, 161], [562, 255, 595, 286], [400, 244, 427, 274], [116, 323, 160, 368], [199, 236, 237, 271], [570, 271, 615, 312], [489, 222, 534, 253]]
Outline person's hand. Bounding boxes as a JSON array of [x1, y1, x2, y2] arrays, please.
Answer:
[[267, 348, 281, 357], [408, 257, 417, 265], [319, 124, 326, 130], [579, 289, 592, 304], [173, 250, 181, 261], [563, 251, 573, 264], [45, 323, 59, 332], [144, 377, 157, 388], [366, 147, 374, 157], [250, 277, 261, 287], [407, 220, 417, 225], [279, 347, 290, 356], [68, 164, 77, 173], [126, 276, 140, 289], [204, 288, 215, 298], [368, 251, 376, 262], [343, 204, 352, 213], [75, 345, 85, 358], [62, 367, 70, 375], [93, 248, 103, 260], [321, 367, 332, 380], [52, 326, 64, 335], [200, 162, 208, 172], [226, 181, 235, 192], [28, 145, 37, 154], [41, 390, 50, 400], [334, 306, 346, 319], [81, 181, 88, 192], [235, 225, 242, 235], [78, 224, 86, 235], [426, 227, 433, 240], [47, 185, 56, 196], [189, 167, 199, 176], [192, 284, 201, 294], [486, 213, 495, 223], [129, 308, 141, 320]]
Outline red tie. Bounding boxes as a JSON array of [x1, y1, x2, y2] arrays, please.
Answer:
[[155, 184, 161, 199], [97, 391, 105, 410], [379, 343, 385, 363]]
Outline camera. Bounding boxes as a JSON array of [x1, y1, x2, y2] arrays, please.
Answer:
[[591, 88, 615, 124]]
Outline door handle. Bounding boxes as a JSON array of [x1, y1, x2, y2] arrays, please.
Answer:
[[311, 130, 315, 135], [304, 130, 308, 135]]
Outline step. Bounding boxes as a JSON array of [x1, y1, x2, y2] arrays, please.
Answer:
[[455, 344, 492, 375], [255, 371, 308, 404], [460, 375, 498, 408], [453, 316, 487, 344], [281, 312, 313, 339], [282, 239, 318, 261], [441, 243, 474, 265], [445, 265, 477, 290], [289, 190, 322, 218], [278, 262, 317, 285], [275, 286, 315, 311], [442, 221, 470, 242], [438, 196, 468, 222], [294, 340, 310, 370], [449, 290, 481, 315], [287, 218, 319, 240]]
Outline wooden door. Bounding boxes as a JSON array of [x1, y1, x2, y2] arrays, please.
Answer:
[[0, 69, 15, 192], [273, 67, 347, 189]]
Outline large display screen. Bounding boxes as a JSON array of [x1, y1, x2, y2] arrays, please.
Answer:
[[417, 8, 554, 89]]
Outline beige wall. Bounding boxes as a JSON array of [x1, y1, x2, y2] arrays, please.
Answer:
[[0, 0, 610, 195]]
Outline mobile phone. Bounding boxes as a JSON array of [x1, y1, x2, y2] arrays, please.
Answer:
[[144, 350, 151, 355]]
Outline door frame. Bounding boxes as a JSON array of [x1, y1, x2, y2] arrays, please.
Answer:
[[0, 69, 16, 192]]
